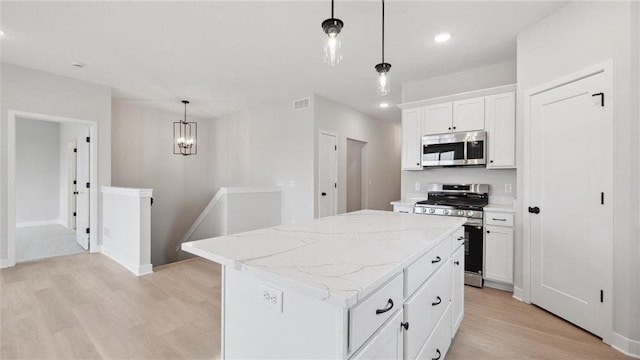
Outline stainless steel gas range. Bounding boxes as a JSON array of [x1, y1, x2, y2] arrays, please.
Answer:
[[414, 183, 489, 288]]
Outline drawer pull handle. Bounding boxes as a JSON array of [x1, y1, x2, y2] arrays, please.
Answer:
[[400, 322, 409, 331], [431, 256, 441, 264], [432, 296, 442, 306], [454, 261, 460, 266], [375, 299, 394, 314], [432, 349, 441, 360], [492, 218, 507, 221]]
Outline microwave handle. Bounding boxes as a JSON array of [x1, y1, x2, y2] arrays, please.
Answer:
[[464, 138, 468, 162]]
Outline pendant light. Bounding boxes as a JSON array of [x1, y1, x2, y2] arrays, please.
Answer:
[[173, 100, 197, 156], [375, 0, 391, 96], [322, 0, 344, 66]]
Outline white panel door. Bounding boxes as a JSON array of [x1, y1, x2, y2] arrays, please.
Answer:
[[67, 140, 77, 230], [75, 136, 90, 250], [318, 132, 337, 218], [484, 225, 513, 284], [423, 103, 453, 135], [452, 97, 484, 132], [529, 71, 612, 338], [401, 108, 423, 170], [485, 92, 516, 168]]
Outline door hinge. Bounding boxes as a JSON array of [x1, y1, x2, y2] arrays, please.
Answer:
[[334, 183, 337, 188], [600, 290, 604, 303], [73, 180, 77, 185], [334, 145, 337, 151], [592, 92, 604, 107], [86, 182, 90, 189], [73, 148, 77, 153], [73, 212, 76, 217], [86, 228, 90, 234], [86, 136, 91, 143], [601, 192, 604, 205]]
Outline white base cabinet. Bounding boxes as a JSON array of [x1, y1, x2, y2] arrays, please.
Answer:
[[484, 211, 514, 285], [352, 310, 404, 360]]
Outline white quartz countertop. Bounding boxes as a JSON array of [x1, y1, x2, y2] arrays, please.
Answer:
[[182, 210, 464, 308]]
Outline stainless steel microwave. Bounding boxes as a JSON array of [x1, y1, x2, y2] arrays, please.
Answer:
[[422, 131, 486, 167]]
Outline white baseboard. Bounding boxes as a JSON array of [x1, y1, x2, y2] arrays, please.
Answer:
[[611, 332, 640, 359], [513, 286, 528, 303], [16, 219, 62, 228], [137, 264, 153, 276], [100, 247, 153, 277], [0, 258, 13, 269], [484, 280, 514, 292]]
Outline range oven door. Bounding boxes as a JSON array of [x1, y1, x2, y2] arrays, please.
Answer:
[[464, 220, 484, 288], [422, 131, 486, 167]]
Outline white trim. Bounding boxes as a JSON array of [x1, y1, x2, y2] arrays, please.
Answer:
[[512, 286, 527, 303], [16, 219, 63, 228], [522, 59, 614, 343], [0, 258, 11, 269], [483, 280, 514, 293], [101, 246, 152, 277], [397, 83, 517, 110], [225, 186, 281, 195], [101, 186, 153, 198], [611, 333, 640, 359], [7, 110, 100, 267], [137, 264, 154, 276], [318, 130, 339, 217]]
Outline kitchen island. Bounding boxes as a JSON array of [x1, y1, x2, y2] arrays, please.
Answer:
[[182, 210, 466, 359]]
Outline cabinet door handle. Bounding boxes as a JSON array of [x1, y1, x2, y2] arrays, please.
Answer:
[[431, 296, 442, 306], [490, 160, 494, 163], [457, 236, 464, 241], [492, 218, 507, 221], [454, 261, 460, 265], [448, 127, 452, 131], [416, 162, 420, 166], [487, 230, 491, 234], [400, 322, 409, 331], [375, 299, 394, 314], [432, 349, 441, 360], [431, 256, 441, 264]]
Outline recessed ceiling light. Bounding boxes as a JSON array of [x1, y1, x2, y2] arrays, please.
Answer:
[[71, 62, 86, 69], [434, 33, 451, 43], [380, 102, 389, 108]]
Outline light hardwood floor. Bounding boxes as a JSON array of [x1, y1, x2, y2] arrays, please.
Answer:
[[1, 254, 629, 359]]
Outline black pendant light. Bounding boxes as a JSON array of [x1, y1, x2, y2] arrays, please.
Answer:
[[375, 0, 391, 96], [173, 100, 197, 156], [322, 0, 344, 66]]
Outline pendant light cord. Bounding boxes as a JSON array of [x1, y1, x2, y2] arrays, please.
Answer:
[[381, 0, 385, 64], [184, 102, 187, 123], [331, 0, 334, 18]]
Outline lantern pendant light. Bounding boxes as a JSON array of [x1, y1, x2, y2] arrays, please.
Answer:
[[375, 0, 391, 96], [173, 100, 197, 156], [322, 0, 344, 66]]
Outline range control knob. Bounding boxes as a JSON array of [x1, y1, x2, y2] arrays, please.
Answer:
[[458, 210, 464, 216], [468, 211, 474, 217], [428, 208, 435, 214], [442, 210, 449, 215]]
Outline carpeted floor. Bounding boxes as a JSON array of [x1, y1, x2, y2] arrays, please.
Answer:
[[16, 224, 86, 263]]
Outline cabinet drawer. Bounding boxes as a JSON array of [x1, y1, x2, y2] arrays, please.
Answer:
[[403, 260, 452, 360], [485, 212, 514, 227], [405, 237, 452, 298], [350, 274, 404, 353], [451, 227, 465, 250], [417, 303, 452, 360], [393, 205, 414, 214], [351, 310, 404, 360]]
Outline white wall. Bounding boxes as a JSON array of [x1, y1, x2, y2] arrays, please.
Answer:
[[0, 63, 111, 263], [111, 101, 213, 266], [313, 95, 401, 215], [59, 123, 89, 228], [15, 119, 61, 224], [399, 61, 517, 203], [516, 1, 639, 345], [209, 99, 315, 225]]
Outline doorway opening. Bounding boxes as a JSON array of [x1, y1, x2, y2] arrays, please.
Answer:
[[346, 138, 367, 212], [6, 111, 98, 267]]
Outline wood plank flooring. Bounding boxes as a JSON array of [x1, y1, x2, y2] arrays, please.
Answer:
[[1, 253, 628, 359]]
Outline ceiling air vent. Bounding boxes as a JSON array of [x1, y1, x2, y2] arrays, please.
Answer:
[[293, 97, 311, 111]]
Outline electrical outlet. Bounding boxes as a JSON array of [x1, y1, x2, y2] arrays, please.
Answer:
[[505, 184, 513, 194], [415, 182, 421, 191], [260, 284, 283, 312]]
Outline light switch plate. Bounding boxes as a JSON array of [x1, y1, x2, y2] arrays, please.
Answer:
[[259, 284, 283, 312], [415, 182, 421, 191], [505, 184, 513, 194]]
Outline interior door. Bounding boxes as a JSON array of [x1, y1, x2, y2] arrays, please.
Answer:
[[318, 132, 337, 218], [529, 71, 612, 338], [68, 140, 77, 230], [75, 136, 90, 250]]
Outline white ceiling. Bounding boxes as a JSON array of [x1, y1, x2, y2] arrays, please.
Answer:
[[0, 1, 565, 122]]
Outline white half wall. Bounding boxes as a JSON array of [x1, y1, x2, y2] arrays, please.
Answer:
[[313, 94, 401, 216], [517, 1, 640, 347], [15, 119, 61, 224], [111, 101, 213, 266], [0, 63, 111, 265]]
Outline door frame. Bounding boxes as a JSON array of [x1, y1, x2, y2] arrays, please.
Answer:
[[346, 137, 369, 211], [6, 110, 99, 267], [522, 59, 614, 343], [318, 130, 338, 217]]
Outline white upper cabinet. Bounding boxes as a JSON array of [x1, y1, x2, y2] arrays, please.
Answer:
[[485, 92, 516, 169], [401, 108, 423, 170], [452, 97, 485, 132], [423, 103, 453, 136]]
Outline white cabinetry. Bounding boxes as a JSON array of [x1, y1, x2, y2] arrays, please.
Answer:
[[352, 310, 404, 360], [484, 211, 514, 285], [452, 97, 485, 132], [402, 108, 423, 170], [393, 204, 414, 214], [423, 103, 453, 135], [485, 92, 516, 168]]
